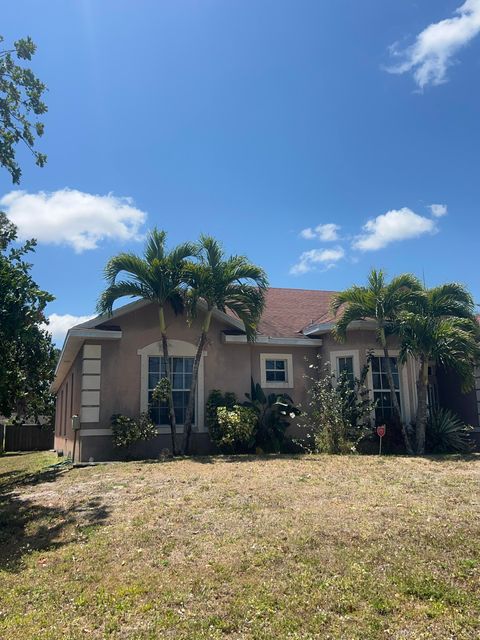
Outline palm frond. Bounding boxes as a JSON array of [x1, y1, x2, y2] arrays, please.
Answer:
[[332, 303, 370, 341], [103, 253, 153, 287], [144, 228, 167, 264], [96, 281, 151, 315]]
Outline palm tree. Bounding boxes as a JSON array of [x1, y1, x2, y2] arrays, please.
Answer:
[[182, 235, 268, 454], [331, 269, 422, 454], [398, 283, 480, 455], [97, 229, 196, 455]]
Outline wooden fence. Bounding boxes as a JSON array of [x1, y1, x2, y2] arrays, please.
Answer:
[[1, 424, 54, 452]]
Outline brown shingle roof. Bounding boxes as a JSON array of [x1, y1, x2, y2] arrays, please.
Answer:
[[256, 287, 338, 338]]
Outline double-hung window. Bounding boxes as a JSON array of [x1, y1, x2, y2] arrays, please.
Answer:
[[371, 356, 401, 422], [148, 356, 194, 426]]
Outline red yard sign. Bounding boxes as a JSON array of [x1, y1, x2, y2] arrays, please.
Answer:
[[376, 425, 386, 438], [377, 424, 386, 455]]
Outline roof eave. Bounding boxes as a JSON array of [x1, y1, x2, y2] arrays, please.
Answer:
[[51, 328, 122, 393], [303, 319, 377, 336]]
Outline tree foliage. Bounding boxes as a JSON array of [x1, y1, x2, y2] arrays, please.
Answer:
[[97, 229, 196, 455], [0, 35, 47, 184], [398, 282, 480, 454], [182, 236, 268, 454], [0, 213, 56, 422], [331, 269, 422, 454]]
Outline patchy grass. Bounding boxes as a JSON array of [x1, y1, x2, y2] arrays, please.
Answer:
[[0, 453, 479, 639], [0, 451, 59, 489]]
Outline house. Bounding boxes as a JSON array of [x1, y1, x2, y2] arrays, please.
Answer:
[[52, 288, 480, 461]]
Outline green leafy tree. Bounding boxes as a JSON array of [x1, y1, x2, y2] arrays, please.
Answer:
[[398, 283, 480, 455], [182, 236, 268, 454], [0, 213, 56, 424], [97, 229, 196, 455], [0, 35, 47, 184], [331, 269, 422, 454]]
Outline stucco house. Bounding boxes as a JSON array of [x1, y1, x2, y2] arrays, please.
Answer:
[[52, 288, 480, 462]]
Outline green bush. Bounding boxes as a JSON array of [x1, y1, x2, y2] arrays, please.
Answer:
[[206, 389, 237, 445], [214, 405, 257, 452], [426, 409, 473, 453], [303, 356, 375, 454], [111, 413, 158, 450]]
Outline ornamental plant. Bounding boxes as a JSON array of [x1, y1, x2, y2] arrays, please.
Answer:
[[243, 379, 300, 453], [215, 405, 257, 453], [303, 356, 375, 454], [110, 413, 158, 454]]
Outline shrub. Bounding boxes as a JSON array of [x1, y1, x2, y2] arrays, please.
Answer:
[[426, 408, 473, 453], [206, 389, 237, 446], [214, 405, 257, 452], [303, 356, 375, 454], [111, 413, 158, 450], [244, 379, 300, 453]]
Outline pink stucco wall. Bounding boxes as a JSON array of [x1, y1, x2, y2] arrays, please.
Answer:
[[55, 302, 418, 461]]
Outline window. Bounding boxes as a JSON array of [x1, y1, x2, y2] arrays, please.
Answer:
[[265, 359, 287, 383], [337, 356, 354, 386], [260, 353, 293, 388], [148, 356, 194, 426], [371, 356, 401, 422]]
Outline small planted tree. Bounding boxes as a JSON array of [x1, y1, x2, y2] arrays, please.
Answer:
[[182, 236, 268, 454], [331, 269, 421, 454], [97, 229, 196, 455], [398, 283, 480, 455], [303, 356, 376, 454]]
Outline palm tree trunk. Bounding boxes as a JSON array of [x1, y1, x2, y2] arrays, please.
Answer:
[[182, 331, 207, 455], [182, 309, 212, 455], [159, 307, 177, 456], [415, 356, 429, 455], [379, 327, 413, 455]]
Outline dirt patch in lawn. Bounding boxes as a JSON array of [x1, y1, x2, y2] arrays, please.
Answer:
[[0, 453, 479, 639]]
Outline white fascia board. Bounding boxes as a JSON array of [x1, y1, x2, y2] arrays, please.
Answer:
[[223, 334, 322, 347], [303, 319, 377, 336]]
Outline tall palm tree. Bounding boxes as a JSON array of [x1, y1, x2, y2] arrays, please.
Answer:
[[398, 283, 480, 455], [331, 269, 422, 454], [182, 235, 268, 454], [97, 229, 196, 455]]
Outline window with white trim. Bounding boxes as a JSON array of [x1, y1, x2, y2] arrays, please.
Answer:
[[371, 356, 401, 422], [260, 353, 293, 388], [148, 356, 194, 426]]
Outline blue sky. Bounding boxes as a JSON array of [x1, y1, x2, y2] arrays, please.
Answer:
[[2, 0, 480, 343]]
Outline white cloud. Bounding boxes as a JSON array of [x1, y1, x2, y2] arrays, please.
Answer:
[[290, 246, 345, 275], [429, 203, 448, 217], [300, 223, 341, 242], [43, 313, 96, 344], [1, 188, 147, 253], [353, 207, 437, 251], [386, 0, 480, 89]]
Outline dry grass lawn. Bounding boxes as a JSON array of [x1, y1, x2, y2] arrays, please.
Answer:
[[0, 452, 479, 639]]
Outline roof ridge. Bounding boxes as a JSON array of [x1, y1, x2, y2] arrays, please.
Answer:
[[266, 286, 339, 294]]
